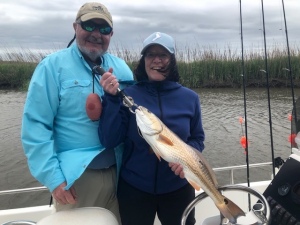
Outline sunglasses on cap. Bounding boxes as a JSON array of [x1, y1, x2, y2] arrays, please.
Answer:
[[80, 21, 112, 35]]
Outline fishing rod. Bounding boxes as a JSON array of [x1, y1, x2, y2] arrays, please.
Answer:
[[92, 65, 138, 112], [281, 0, 297, 152], [260, 0, 276, 177], [239, 0, 251, 211]]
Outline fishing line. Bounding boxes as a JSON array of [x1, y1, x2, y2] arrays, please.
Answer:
[[239, 0, 251, 211], [260, 0, 276, 177], [278, 0, 284, 33], [258, 2, 264, 58], [281, 0, 297, 153]]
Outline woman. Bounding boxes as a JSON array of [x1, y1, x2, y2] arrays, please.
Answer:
[[99, 32, 205, 225]]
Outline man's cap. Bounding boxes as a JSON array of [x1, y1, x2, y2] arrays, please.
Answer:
[[76, 2, 113, 28], [141, 32, 175, 54]]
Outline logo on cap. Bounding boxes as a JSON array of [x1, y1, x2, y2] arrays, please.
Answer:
[[92, 6, 105, 12], [152, 32, 161, 42]]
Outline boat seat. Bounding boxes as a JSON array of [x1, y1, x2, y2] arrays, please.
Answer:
[[36, 207, 118, 225], [1, 221, 36, 225]]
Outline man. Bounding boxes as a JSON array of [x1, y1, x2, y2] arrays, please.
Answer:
[[21, 2, 133, 222]]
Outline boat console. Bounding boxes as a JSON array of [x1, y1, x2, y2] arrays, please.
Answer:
[[263, 153, 300, 225]]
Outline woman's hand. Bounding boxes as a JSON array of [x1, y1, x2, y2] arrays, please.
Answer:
[[99, 68, 119, 95], [169, 162, 185, 179]]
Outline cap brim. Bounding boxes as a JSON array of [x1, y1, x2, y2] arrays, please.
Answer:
[[141, 43, 174, 55], [80, 13, 113, 27]]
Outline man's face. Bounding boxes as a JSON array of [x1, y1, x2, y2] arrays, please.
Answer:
[[73, 18, 113, 62]]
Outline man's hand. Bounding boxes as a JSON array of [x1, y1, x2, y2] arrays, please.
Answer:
[[52, 182, 77, 205], [169, 162, 185, 179]]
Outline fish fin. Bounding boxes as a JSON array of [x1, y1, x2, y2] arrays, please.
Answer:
[[154, 152, 162, 161], [137, 128, 144, 139], [158, 134, 174, 146], [148, 147, 154, 154], [187, 179, 201, 191], [149, 147, 162, 161], [216, 195, 245, 224]]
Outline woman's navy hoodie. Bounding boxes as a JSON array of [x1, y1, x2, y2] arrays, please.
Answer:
[[99, 80, 205, 194]]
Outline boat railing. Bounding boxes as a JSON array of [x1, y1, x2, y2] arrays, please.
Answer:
[[0, 186, 48, 196], [213, 162, 273, 184], [0, 162, 273, 196]]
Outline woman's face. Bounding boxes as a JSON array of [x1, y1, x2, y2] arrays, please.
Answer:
[[144, 45, 171, 81]]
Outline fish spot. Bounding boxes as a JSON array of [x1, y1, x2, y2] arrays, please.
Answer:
[[224, 198, 229, 205]]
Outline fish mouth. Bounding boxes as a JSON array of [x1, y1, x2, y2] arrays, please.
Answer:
[[136, 106, 150, 113], [135, 106, 143, 114], [135, 106, 163, 135]]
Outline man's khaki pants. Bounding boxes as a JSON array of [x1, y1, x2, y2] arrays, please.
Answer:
[[54, 166, 120, 224]]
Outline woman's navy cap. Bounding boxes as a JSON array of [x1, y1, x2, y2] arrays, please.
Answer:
[[141, 32, 175, 54]]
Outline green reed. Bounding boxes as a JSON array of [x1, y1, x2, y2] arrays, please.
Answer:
[[0, 61, 37, 90], [0, 45, 300, 90]]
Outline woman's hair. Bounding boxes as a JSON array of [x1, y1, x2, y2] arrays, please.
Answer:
[[134, 53, 180, 82]]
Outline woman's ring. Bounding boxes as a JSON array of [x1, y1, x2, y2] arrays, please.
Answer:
[[110, 82, 114, 86]]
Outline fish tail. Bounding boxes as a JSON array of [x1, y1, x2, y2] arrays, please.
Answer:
[[216, 196, 245, 223]]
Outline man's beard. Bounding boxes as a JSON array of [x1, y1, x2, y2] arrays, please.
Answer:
[[77, 41, 105, 62]]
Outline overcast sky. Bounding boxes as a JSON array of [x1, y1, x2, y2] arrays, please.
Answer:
[[1, 0, 299, 55]]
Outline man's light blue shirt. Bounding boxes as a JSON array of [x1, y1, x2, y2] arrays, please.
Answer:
[[21, 44, 133, 192]]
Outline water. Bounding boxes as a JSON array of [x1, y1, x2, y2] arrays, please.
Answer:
[[0, 88, 299, 210]]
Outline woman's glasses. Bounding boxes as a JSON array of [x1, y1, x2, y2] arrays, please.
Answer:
[[145, 52, 170, 61], [80, 21, 113, 35]]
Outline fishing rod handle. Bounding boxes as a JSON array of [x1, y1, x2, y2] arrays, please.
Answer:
[[92, 65, 135, 108]]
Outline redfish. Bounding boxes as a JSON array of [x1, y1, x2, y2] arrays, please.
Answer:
[[135, 106, 245, 223]]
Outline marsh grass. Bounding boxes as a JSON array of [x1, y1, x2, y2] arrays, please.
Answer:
[[0, 61, 37, 90], [1, 44, 300, 90]]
